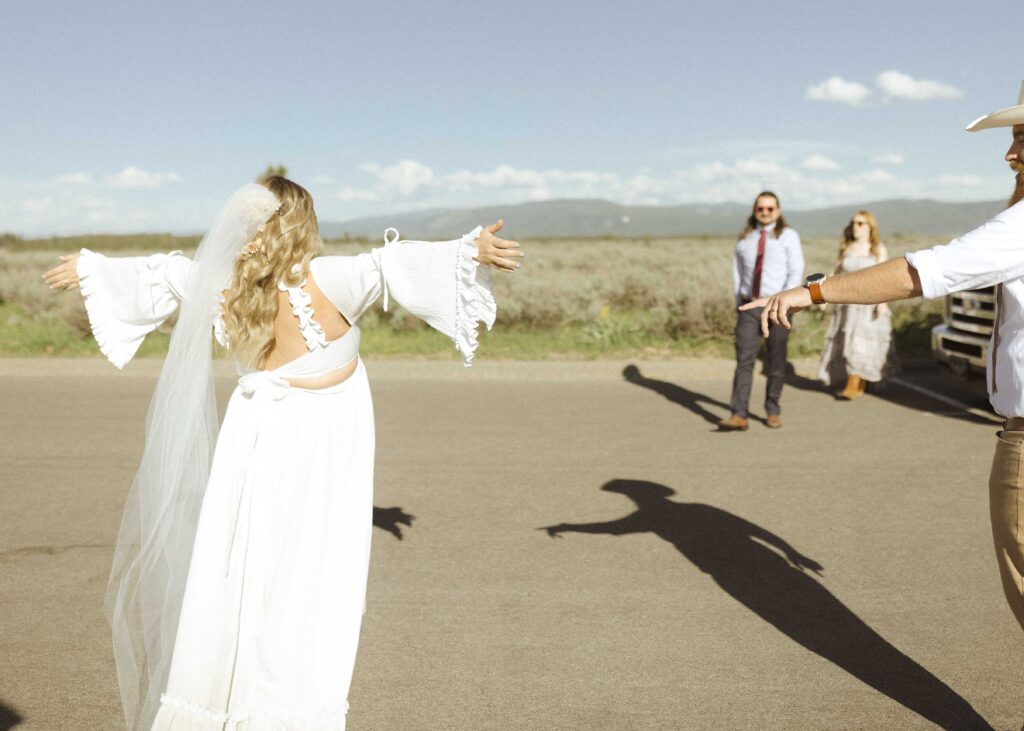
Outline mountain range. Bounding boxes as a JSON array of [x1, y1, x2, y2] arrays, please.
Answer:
[[320, 198, 1007, 240]]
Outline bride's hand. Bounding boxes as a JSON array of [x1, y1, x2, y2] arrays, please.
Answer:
[[43, 253, 81, 291], [474, 220, 523, 273]]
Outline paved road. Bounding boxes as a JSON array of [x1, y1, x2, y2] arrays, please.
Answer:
[[1, 358, 1020, 730]]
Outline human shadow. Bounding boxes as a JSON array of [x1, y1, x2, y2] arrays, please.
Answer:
[[373, 506, 415, 540], [783, 363, 996, 426], [622, 365, 767, 427], [542, 479, 991, 730], [0, 702, 23, 730]]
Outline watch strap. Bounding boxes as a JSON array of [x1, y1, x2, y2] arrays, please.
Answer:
[[808, 282, 825, 305]]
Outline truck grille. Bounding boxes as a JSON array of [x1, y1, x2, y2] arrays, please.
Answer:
[[949, 287, 996, 336], [938, 336, 984, 359]]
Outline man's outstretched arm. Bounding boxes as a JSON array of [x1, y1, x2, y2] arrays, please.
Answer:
[[740, 258, 922, 336]]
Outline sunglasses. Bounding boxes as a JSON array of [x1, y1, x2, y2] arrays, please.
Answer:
[[756, 206, 777, 213], [851, 220, 868, 226]]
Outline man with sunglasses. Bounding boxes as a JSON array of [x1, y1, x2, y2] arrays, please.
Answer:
[[741, 83, 1024, 640], [720, 191, 805, 431]]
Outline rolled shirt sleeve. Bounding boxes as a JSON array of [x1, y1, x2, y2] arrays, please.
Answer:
[[905, 200, 1024, 299]]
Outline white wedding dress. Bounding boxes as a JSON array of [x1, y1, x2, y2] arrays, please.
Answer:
[[77, 227, 494, 730]]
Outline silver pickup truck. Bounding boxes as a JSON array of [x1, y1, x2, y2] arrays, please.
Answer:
[[931, 287, 996, 376]]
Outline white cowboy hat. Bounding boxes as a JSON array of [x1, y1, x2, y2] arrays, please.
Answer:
[[966, 81, 1024, 131]]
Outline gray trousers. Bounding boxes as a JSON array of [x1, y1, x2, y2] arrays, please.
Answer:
[[730, 305, 790, 418]]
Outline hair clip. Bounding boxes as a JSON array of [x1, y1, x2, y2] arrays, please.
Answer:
[[240, 241, 264, 259]]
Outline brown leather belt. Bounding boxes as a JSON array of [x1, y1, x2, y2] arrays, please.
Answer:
[[1004, 417, 1024, 431]]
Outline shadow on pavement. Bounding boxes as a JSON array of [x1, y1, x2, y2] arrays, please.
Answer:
[[542, 479, 991, 731], [622, 365, 767, 427], [0, 702, 23, 730], [373, 506, 415, 540], [784, 365, 997, 426]]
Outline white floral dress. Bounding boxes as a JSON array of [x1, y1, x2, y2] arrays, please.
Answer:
[[817, 253, 895, 384]]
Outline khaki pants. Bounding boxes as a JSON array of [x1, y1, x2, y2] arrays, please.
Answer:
[[989, 422, 1024, 631]]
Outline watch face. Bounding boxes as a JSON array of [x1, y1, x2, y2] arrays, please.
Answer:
[[806, 273, 826, 284]]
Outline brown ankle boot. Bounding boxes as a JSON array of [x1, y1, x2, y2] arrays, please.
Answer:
[[837, 375, 864, 400]]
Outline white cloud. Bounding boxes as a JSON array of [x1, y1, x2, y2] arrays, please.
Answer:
[[872, 153, 905, 166], [358, 159, 434, 196], [806, 71, 962, 107], [0, 157, 1012, 236], [805, 76, 872, 106], [876, 70, 962, 102], [56, 172, 93, 185], [801, 155, 841, 171], [107, 166, 183, 189]]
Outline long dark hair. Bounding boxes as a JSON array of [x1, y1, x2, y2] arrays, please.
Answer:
[[740, 191, 787, 239]]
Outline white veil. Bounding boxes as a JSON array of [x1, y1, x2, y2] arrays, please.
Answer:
[[104, 183, 280, 730]]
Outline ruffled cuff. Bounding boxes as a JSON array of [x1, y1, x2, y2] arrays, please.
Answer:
[[77, 249, 151, 369], [454, 226, 496, 367]]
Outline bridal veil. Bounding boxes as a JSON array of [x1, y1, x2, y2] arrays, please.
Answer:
[[103, 183, 280, 730]]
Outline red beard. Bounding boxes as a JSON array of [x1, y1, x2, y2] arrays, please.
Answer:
[[1010, 171, 1024, 208]]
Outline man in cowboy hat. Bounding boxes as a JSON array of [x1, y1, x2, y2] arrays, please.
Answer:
[[741, 81, 1024, 634]]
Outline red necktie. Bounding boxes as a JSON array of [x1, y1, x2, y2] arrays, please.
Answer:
[[751, 228, 767, 299]]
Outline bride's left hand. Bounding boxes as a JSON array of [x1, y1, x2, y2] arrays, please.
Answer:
[[474, 220, 523, 273], [43, 253, 81, 291]]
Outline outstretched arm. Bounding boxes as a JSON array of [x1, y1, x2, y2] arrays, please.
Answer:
[[743, 519, 823, 575], [364, 222, 523, 366], [741, 257, 922, 337], [542, 514, 644, 538], [43, 248, 191, 368]]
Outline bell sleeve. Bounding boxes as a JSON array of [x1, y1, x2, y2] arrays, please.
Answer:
[[76, 248, 192, 368], [311, 227, 496, 366]]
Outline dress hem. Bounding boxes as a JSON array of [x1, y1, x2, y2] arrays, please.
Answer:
[[152, 692, 349, 731]]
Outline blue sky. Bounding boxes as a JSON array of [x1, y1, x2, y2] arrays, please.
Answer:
[[1, 0, 1020, 235]]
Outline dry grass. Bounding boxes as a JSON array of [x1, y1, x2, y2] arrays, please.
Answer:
[[0, 234, 944, 359]]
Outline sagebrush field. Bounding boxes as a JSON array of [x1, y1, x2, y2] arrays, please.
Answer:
[[0, 233, 944, 361]]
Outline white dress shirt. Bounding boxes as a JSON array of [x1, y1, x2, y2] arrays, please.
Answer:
[[906, 199, 1024, 417], [732, 223, 805, 303]]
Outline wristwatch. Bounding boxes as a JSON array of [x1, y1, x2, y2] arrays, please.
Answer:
[[805, 273, 827, 304]]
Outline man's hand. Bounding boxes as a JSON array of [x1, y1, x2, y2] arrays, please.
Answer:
[[43, 253, 81, 291], [739, 286, 812, 337], [474, 220, 523, 273]]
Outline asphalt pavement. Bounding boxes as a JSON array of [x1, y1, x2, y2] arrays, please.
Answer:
[[0, 357, 1020, 730]]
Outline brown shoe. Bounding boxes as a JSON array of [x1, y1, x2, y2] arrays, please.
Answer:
[[718, 414, 749, 431], [766, 414, 782, 429], [837, 375, 865, 400]]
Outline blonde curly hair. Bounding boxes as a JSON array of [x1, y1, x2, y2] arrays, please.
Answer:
[[221, 175, 323, 369]]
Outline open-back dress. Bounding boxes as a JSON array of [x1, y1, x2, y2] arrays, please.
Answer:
[[76, 226, 494, 730]]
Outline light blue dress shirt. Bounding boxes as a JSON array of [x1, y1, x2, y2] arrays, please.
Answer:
[[732, 223, 805, 303]]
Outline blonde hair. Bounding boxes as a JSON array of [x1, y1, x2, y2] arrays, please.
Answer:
[[221, 175, 323, 369], [839, 209, 881, 262]]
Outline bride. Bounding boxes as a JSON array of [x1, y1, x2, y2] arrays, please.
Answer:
[[43, 176, 523, 730]]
